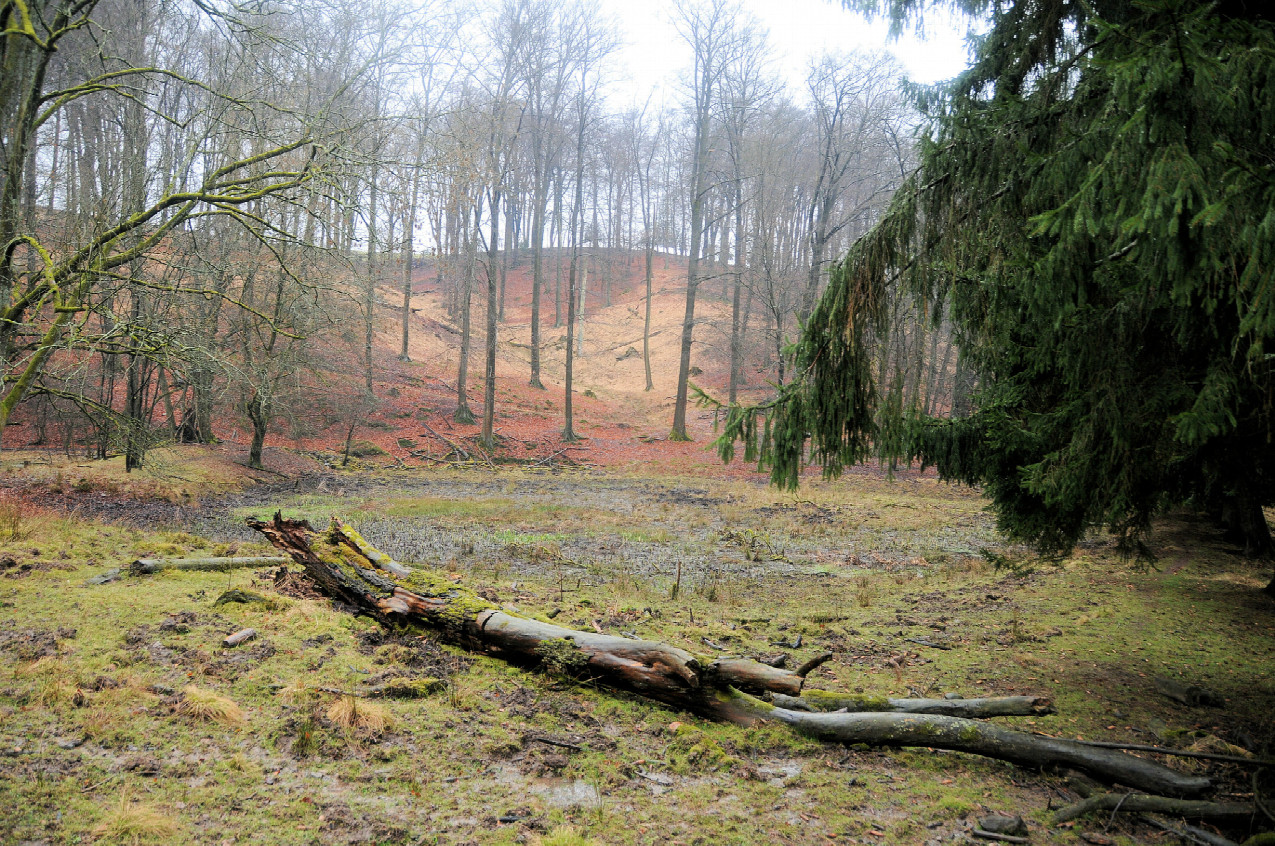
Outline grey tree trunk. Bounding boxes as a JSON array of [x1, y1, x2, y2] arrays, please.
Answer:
[[455, 204, 479, 425]]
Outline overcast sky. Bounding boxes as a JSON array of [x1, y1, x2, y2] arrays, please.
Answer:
[[599, 0, 975, 109]]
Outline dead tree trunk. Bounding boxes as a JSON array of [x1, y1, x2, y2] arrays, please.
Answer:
[[247, 515, 807, 713], [248, 513, 1211, 798]]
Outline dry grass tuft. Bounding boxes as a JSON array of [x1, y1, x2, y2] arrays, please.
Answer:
[[93, 794, 178, 844], [179, 685, 245, 725], [532, 825, 599, 846], [278, 677, 317, 706], [326, 694, 394, 732]]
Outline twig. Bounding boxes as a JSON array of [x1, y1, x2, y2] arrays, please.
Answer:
[[531, 446, 581, 467], [907, 637, 953, 650], [970, 830, 1030, 844], [701, 637, 728, 651], [314, 685, 369, 699], [1255, 768, 1274, 824], [529, 736, 583, 752], [1106, 792, 1130, 831], [1139, 815, 1239, 846], [796, 652, 834, 677], [420, 422, 468, 459]]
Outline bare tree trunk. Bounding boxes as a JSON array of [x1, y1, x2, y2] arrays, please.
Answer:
[[643, 242, 654, 392], [455, 204, 478, 425], [365, 169, 379, 397], [728, 175, 746, 406], [563, 249, 579, 442], [246, 390, 268, 470], [400, 141, 424, 362], [480, 189, 501, 449]]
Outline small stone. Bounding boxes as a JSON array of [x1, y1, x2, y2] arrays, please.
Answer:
[[943, 692, 964, 700], [978, 814, 1028, 836]]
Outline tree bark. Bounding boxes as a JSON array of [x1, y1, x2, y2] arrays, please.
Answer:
[[248, 514, 1212, 798], [770, 691, 1056, 719], [130, 557, 288, 575], [455, 204, 478, 425]]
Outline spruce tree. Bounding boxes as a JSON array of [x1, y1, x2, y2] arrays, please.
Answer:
[[716, 0, 1275, 589]]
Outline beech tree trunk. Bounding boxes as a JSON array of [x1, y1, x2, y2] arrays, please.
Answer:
[[248, 514, 1213, 799]]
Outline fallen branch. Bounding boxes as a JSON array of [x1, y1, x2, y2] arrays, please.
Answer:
[[528, 736, 583, 752], [1054, 792, 1255, 825], [795, 652, 834, 677], [907, 637, 953, 650], [222, 628, 257, 648], [129, 556, 288, 575], [248, 513, 1211, 797], [970, 830, 1030, 844], [1141, 816, 1241, 846], [770, 691, 1056, 719], [723, 690, 1210, 798], [420, 422, 469, 460]]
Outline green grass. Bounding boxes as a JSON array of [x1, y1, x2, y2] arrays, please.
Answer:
[[0, 467, 1271, 844]]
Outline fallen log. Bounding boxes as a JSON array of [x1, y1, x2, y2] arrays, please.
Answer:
[[248, 513, 1211, 797], [129, 556, 288, 576], [770, 691, 1056, 718], [246, 514, 806, 710]]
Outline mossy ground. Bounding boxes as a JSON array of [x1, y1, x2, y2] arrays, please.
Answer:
[[1, 460, 1272, 844]]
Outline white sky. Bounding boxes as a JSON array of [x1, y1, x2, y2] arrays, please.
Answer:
[[599, 0, 974, 109]]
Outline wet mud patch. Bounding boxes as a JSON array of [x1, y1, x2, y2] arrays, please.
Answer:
[[0, 625, 76, 661]]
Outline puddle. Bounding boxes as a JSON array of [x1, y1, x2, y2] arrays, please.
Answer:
[[532, 777, 600, 808], [488, 764, 601, 808]]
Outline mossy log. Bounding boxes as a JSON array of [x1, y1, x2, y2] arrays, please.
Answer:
[[772, 690, 1056, 718], [248, 513, 1212, 797], [246, 514, 806, 711], [129, 556, 288, 575], [723, 690, 1210, 797]]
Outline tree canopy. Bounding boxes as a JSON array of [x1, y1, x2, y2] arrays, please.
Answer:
[[716, 0, 1275, 580]]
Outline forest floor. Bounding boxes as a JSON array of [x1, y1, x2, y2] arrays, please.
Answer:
[[0, 452, 1273, 845], [2, 251, 1273, 843]]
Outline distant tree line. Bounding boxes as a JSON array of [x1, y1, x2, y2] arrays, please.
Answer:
[[2, 0, 941, 467]]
